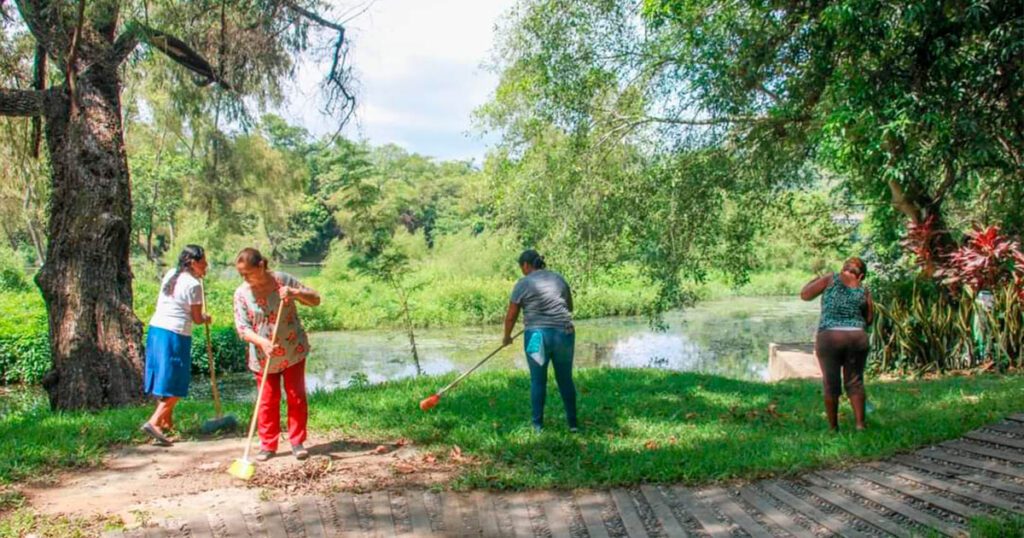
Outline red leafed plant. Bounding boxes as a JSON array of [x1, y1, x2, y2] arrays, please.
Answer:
[[940, 225, 1024, 295], [902, 214, 951, 276]]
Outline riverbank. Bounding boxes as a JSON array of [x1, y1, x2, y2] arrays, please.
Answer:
[[0, 267, 815, 385], [2, 369, 1023, 492]]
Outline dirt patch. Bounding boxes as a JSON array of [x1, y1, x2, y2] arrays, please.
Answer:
[[20, 433, 456, 526]]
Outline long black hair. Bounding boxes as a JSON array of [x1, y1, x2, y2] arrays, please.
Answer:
[[517, 249, 546, 269], [163, 244, 205, 296]]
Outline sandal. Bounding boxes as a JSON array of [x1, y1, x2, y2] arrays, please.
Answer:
[[291, 444, 309, 460], [256, 449, 274, 462], [140, 422, 173, 447]]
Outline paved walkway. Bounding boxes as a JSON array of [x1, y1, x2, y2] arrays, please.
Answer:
[[108, 414, 1024, 537]]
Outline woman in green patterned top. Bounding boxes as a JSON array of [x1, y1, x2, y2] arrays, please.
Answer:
[[800, 257, 874, 431]]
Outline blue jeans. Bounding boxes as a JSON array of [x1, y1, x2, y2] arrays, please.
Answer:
[[524, 327, 577, 428]]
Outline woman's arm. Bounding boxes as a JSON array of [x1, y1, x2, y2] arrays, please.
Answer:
[[800, 273, 833, 301], [190, 304, 211, 325], [281, 285, 321, 306], [503, 302, 521, 346], [233, 293, 276, 357]]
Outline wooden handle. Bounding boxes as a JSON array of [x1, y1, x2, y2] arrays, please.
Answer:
[[201, 281, 222, 418], [241, 296, 287, 461], [437, 330, 523, 396]]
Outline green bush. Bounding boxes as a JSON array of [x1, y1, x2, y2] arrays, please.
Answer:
[[189, 325, 247, 375], [0, 292, 49, 384], [0, 282, 247, 385], [0, 332, 50, 384], [0, 244, 30, 292]]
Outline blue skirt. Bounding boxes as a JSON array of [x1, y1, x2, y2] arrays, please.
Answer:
[[144, 326, 192, 398]]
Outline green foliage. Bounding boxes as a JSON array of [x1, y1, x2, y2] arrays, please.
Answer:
[[189, 326, 247, 376], [0, 244, 29, 293], [871, 277, 1024, 373], [0, 292, 49, 384], [0, 272, 246, 385], [484, 0, 1024, 300], [306, 231, 660, 330]]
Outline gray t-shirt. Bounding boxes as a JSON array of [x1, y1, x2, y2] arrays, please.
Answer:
[[510, 270, 574, 329]]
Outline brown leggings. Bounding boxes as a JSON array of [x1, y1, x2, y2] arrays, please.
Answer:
[[815, 330, 868, 398]]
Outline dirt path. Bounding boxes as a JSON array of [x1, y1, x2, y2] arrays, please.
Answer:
[[21, 433, 455, 526], [107, 413, 1024, 537]]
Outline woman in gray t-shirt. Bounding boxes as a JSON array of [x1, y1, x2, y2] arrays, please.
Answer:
[[502, 250, 578, 433]]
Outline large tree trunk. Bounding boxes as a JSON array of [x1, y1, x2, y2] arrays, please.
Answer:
[[36, 65, 145, 410]]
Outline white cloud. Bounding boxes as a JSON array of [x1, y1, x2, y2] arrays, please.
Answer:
[[280, 0, 516, 161]]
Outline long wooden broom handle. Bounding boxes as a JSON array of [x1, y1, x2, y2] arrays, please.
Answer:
[[241, 296, 287, 461], [437, 330, 524, 396], [201, 281, 223, 418]]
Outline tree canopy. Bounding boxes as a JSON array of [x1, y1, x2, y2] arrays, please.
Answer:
[[481, 0, 1024, 300]]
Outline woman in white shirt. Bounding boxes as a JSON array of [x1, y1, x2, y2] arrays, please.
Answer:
[[140, 245, 210, 446]]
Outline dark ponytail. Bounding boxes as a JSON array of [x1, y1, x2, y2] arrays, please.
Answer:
[[163, 244, 205, 296], [517, 249, 546, 270]]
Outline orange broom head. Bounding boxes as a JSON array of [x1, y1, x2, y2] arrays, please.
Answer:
[[419, 393, 441, 411]]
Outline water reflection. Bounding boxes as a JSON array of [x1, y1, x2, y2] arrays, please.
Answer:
[[195, 297, 818, 401], [307, 297, 817, 390]]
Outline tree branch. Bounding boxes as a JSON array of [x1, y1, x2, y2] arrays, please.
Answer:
[[281, 0, 344, 32], [0, 88, 52, 117], [13, 0, 70, 62], [122, 22, 231, 89], [933, 158, 960, 205], [279, 0, 356, 133], [108, 24, 141, 65], [31, 45, 46, 157], [66, 0, 86, 117]]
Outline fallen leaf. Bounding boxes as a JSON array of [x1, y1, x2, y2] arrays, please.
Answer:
[[685, 412, 698, 420], [644, 440, 658, 450], [373, 445, 389, 455], [393, 462, 417, 474]]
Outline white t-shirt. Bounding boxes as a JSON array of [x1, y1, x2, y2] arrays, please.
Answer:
[[149, 269, 203, 335]]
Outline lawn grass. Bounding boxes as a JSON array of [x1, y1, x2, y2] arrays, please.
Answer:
[[3, 369, 1024, 491], [970, 512, 1024, 537]]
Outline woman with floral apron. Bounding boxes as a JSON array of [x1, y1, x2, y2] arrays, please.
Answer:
[[233, 248, 321, 460]]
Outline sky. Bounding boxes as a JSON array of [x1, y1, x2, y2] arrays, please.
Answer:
[[281, 0, 518, 164]]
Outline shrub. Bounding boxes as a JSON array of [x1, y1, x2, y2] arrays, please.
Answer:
[[189, 325, 248, 375], [0, 244, 30, 292], [872, 225, 1024, 373]]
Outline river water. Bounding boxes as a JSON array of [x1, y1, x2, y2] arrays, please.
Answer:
[[193, 297, 817, 399], [197, 297, 819, 400]]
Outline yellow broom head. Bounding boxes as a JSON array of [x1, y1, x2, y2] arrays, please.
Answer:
[[227, 458, 256, 481]]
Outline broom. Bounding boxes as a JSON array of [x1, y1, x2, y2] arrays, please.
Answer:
[[228, 296, 287, 481], [419, 330, 523, 411], [199, 281, 238, 434]]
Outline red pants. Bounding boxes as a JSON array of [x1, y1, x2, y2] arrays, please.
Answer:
[[253, 360, 308, 451]]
